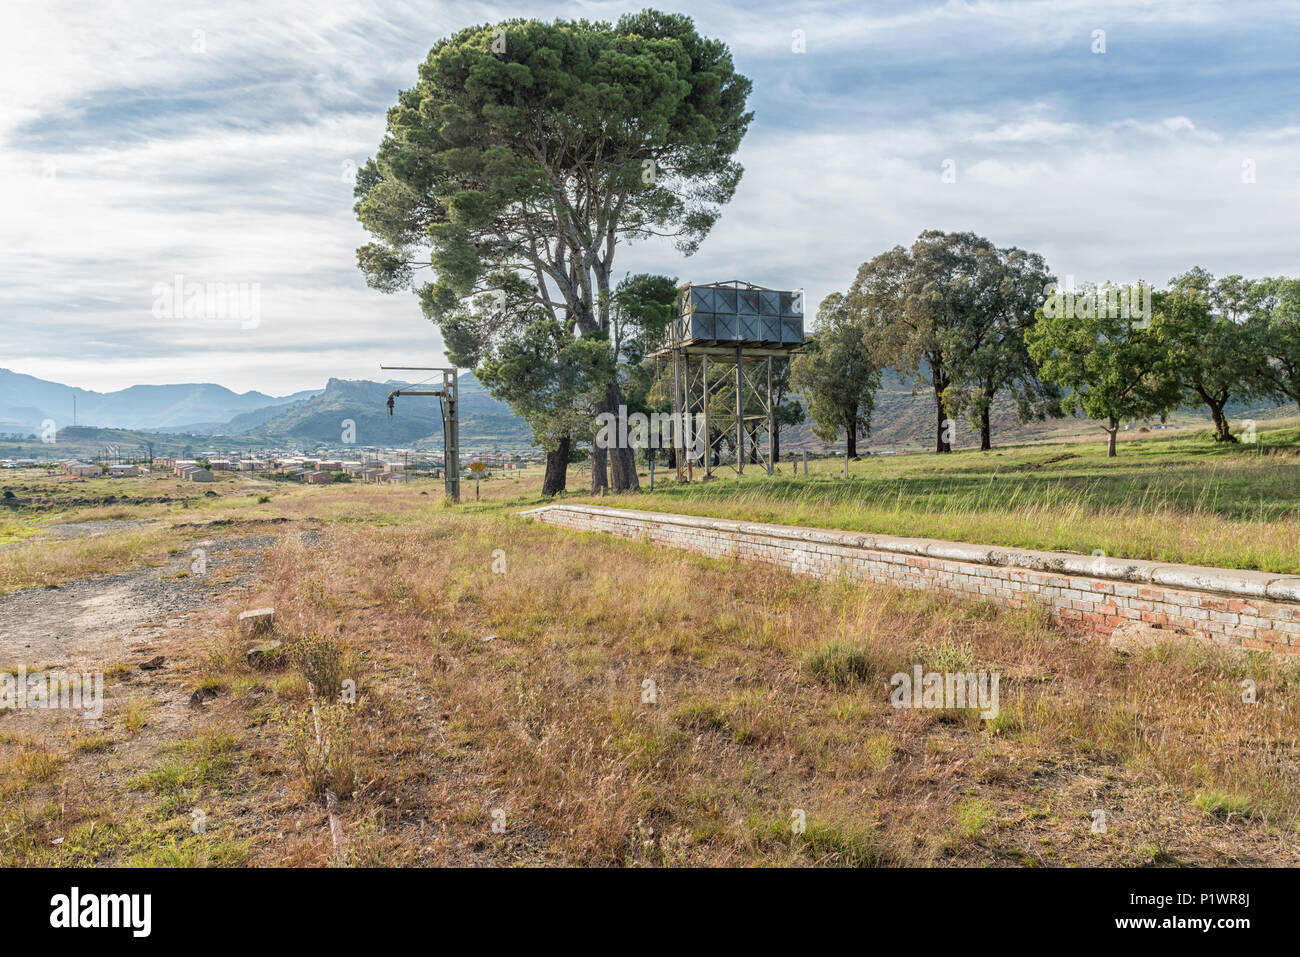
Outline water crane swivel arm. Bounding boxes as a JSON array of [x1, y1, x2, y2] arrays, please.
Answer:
[[386, 389, 446, 415]]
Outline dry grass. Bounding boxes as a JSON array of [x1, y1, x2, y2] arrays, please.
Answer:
[[229, 507, 1299, 865], [0, 526, 173, 592], [3, 467, 1299, 866]]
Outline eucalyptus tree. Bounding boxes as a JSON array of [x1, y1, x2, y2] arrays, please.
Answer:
[[940, 245, 1063, 450], [354, 11, 752, 492], [1240, 277, 1300, 415], [848, 231, 992, 453], [791, 293, 880, 459], [1151, 270, 1265, 443], [1026, 284, 1181, 456]]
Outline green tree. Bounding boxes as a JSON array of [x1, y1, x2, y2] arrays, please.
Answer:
[[475, 318, 612, 495], [1026, 284, 1180, 456], [353, 11, 752, 493], [1244, 276, 1300, 413], [771, 359, 805, 464], [614, 274, 679, 367], [848, 231, 991, 453], [1151, 270, 1264, 443], [791, 293, 880, 459], [941, 245, 1063, 450], [616, 274, 679, 468]]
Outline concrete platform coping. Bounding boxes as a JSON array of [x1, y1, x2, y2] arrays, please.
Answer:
[[519, 503, 1300, 603]]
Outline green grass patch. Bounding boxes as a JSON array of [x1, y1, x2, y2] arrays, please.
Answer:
[[565, 426, 1300, 573], [801, 641, 884, 689], [1193, 791, 1256, 819]]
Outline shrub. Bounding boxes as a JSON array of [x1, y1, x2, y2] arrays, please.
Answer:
[[1193, 791, 1255, 819], [289, 634, 344, 701], [802, 641, 881, 689], [919, 636, 975, 672], [282, 703, 356, 800], [956, 798, 995, 837]]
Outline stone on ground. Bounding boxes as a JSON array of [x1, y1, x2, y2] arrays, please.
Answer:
[[238, 607, 275, 638]]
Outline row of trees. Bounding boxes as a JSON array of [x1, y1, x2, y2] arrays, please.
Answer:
[[794, 231, 1060, 455], [796, 231, 1300, 458], [1032, 268, 1300, 454]]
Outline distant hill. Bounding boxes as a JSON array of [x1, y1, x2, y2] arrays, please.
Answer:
[[0, 368, 531, 452], [243, 374, 531, 446], [0, 368, 318, 432]]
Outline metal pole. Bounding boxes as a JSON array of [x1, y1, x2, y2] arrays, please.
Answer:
[[735, 347, 744, 474], [684, 353, 693, 482], [702, 354, 711, 477], [766, 355, 774, 476], [443, 370, 459, 503], [672, 347, 683, 482]]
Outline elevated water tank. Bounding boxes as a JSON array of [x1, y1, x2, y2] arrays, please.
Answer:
[[672, 281, 804, 349]]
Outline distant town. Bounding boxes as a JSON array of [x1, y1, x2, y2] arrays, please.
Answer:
[[1, 446, 548, 483]]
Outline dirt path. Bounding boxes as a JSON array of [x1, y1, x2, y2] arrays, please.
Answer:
[[0, 534, 276, 670], [40, 520, 154, 541]]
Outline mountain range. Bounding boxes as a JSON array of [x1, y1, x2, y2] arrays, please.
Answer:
[[1, 367, 1290, 457], [0, 368, 319, 433], [0, 368, 532, 447]]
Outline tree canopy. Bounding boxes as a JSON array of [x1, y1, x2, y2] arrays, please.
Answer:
[[1251, 277, 1300, 410], [1149, 270, 1264, 443], [940, 245, 1062, 450], [847, 230, 1049, 453]]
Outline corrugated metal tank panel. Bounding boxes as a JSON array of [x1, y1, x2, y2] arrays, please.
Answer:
[[676, 283, 804, 346]]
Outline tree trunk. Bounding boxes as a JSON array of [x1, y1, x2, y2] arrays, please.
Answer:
[[772, 424, 780, 464], [1209, 403, 1237, 443], [542, 435, 569, 496], [599, 379, 640, 491], [1105, 416, 1118, 458], [979, 405, 992, 451], [846, 415, 858, 459], [590, 441, 609, 494], [935, 389, 951, 453]]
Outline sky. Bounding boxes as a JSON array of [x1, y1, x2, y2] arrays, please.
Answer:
[[1, 0, 1297, 396]]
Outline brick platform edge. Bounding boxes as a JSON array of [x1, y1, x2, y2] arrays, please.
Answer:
[[519, 504, 1300, 655]]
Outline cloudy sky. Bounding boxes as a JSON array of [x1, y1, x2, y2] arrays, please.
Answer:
[[2, 0, 1297, 395]]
